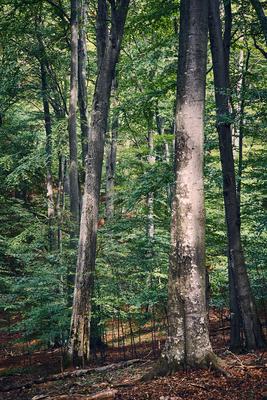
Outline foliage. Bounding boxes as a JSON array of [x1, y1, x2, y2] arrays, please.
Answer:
[[0, 0, 266, 347]]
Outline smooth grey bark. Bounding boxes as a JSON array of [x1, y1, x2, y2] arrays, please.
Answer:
[[209, 0, 265, 351], [105, 78, 118, 220], [155, 0, 216, 374], [69, 0, 130, 366], [78, 0, 90, 169], [68, 0, 80, 229], [250, 0, 267, 45]]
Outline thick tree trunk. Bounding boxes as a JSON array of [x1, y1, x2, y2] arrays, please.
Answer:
[[68, 0, 80, 229], [78, 0, 90, 169], [157, 0, 216, 374], [105, 78, 118, 220], [208, 0, 265, 351], [250, 0, 267, 45], [69, 0, 130, 366]]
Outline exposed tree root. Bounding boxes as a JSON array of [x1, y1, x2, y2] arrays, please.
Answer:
[[141, 352, 231, 381]]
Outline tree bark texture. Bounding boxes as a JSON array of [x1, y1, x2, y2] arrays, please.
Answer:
[[159, 0, 215, 372], [208, 0, 265, 351], [69, 0, 130, 366], [68, 0, 80, 229]]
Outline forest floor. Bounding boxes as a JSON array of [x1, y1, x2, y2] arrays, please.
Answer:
[[0, 312, 266, 400]]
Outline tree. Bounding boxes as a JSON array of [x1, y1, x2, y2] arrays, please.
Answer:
[[68, 0, 80, 231], [105, 77, 118, 220], [68, 0, 130, 366], [208, 0, 265, 350], [37, 29, 55, 250], [250, 0, 267, 45], [151, 0, 218, 375], [78, 0, 90, 169]]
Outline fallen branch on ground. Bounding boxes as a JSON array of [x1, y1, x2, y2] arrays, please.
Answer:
[[32, 389, 118, 399], [1, 359, 142, 393]]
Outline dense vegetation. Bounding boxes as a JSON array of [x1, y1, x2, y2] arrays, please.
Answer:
[[0, 0, 266, 361]]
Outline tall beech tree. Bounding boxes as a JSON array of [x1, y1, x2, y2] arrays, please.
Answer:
[[208, 0, 265, 350], [152, 0, 217, 375], [68, 0, 80, 229], [69, 0, 130, 366]]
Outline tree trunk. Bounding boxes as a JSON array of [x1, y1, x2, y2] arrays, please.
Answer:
[[147, 121, 155, 240], [78, 0, 90, 170], [236, 51, 250, 221], [37, 32, 55, 250], [68, 0, 80, 230], [155, 111, 172, 208], [157, 0, 216, 374], [208, 0, 265, 351], [250, 0, 267, 45], [69, 0, 130, 366], [105, 78, 118, 220]]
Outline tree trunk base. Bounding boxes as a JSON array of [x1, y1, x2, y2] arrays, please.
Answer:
[[141, 352, 228, 381]]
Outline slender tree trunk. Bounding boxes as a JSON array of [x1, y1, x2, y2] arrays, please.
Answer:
[[68, 0, 80, 230], [105, 78, 118, 220], [155, 112, 172, 208], [208, 0, 265, 351], [69, 0, 130, 366], [147, 122, 155, 240], [154, 0, 216, 375], [37, 33, 55, 250], [78, 0, 90, 169], [236, 51, 250, 220], [250, 0, 267, 45]]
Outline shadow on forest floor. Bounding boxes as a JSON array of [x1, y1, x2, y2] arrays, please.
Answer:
[[0, 310, 266, 400]]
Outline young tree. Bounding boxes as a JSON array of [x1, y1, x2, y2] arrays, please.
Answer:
[[68, 0, 80, 229], [208, 0, 265, 350], [37, 30, 55, 250], [105, 78, 118, 220], [152, 0, 217, 374], [69, 0, 130, 366], [78, 0, 90, 168]]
